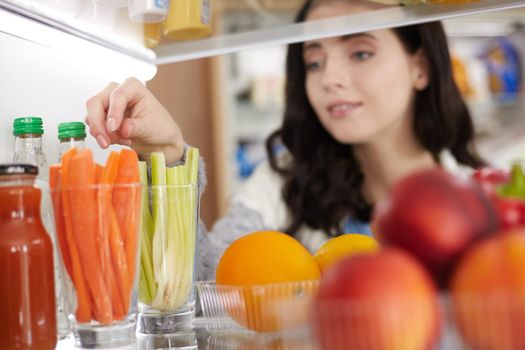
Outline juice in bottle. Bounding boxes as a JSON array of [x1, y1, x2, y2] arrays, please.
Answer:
[[13, 117, 68, 339], [0, 164, 57, 349]]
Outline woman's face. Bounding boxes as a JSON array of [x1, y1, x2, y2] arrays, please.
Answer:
[[304, 1, 428, 145]]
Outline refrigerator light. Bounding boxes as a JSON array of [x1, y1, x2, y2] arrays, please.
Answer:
[[0, 7, 157, 82]]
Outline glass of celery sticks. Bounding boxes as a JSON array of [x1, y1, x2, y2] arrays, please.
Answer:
[[138, 148, 200, 334]]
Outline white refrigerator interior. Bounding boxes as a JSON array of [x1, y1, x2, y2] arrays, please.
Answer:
[[0, 7, 156, 165]]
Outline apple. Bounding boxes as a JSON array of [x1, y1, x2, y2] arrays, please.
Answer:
[[311, 248, 440, 350], [451, 229, 525, 350], [373, 168, 499, 287]]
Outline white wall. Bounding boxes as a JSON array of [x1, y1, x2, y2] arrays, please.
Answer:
[[0, 21, 155, 165]]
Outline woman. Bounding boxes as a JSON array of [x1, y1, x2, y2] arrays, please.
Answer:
[[85, 0, 484, 279]]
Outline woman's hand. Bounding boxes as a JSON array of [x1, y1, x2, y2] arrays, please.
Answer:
[[85, 77, 184, 163]]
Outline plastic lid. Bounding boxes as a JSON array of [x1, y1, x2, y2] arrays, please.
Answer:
[[13, 117, 44, 136], [0, 164, 38, 176], [58, 121, 87, 140]]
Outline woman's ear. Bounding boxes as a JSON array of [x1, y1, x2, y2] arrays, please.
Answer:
[[412, 48, 430, 91]]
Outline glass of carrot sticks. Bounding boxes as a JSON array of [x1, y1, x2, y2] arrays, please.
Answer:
[[137, 148, 200, 334], [49, 148, 142, 347]]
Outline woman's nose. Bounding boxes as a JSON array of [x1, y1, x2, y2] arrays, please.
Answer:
[[321, 56, 350, 91]]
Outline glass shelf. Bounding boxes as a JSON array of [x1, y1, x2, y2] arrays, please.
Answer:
[[155, 0, 525, 64], [1, 0, 524, 67], [0, 0, 154, 62]]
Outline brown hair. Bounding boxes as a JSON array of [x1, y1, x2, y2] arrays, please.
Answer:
[[266, 0, 484, 236]]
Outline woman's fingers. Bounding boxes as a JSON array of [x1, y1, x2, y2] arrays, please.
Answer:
[[106, 78, 147, 133], [116, 138, 132, 147], [85, 82, 118, 148], [119, 117, 144, 139], [85, 78, 186, 164]]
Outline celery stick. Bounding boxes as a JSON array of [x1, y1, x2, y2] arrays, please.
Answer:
[[164, 169, 178, 308], [167, 165, 189, 309], [138, 161, 156, 304], [172, 147, 199, 308], [186, 147, 199, 188], [150, 152, 170, 308], [173, 185, 195, 308], [186, 147, 199, 239], [138, 263, 151, 303], [168, 167, 186, 302]]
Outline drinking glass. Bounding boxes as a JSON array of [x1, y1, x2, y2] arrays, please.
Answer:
[[50, 183, 141, 348], [137, 183, 200, 335]]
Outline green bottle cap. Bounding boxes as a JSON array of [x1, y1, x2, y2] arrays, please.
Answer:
[[58, 121, 87, 140], [13, 117, 44, 136]]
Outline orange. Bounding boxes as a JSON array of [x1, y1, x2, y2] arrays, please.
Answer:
[[215, 230, 321, 332], [314, 234, 380, 274]]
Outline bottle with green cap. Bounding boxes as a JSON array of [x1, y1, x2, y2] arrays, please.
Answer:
[[13, 117, 68, 339], [56, 121, 88, 340], [13, 116, 48, 181], [58, 121, 86, 159]]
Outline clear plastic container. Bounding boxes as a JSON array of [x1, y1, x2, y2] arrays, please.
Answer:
[[198, 280, 525, 350], [197, 280, 319, 336], [128, 0, 169, 23]]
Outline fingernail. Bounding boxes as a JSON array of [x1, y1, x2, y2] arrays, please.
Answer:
[[106, 117, 117, 132], [97, 135, 109, 148]]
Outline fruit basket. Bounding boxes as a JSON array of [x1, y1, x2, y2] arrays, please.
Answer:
[[197, 280, 525, 350]]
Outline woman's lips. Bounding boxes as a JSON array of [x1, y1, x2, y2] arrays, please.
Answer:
[[327, 102, 362, 118]]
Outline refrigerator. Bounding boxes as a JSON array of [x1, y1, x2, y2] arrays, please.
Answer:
[[1, 0, 524, 165], [1, 0, 525, 349], [0, 0, 156, 164]]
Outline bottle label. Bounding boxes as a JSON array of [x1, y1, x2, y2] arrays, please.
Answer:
[[201, 0, 210, 25], [155, 0, 169, 10]]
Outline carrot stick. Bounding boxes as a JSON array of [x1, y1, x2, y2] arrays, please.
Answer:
[[112, 149, 141, 310], [98, 151, 125, 319], [49, 164, 73, 279], [95, 163, 104, 183], [60, 148, 92, 323], [69, 149, 112, 325], [100, 152, 120, 184], [109, 206, 131, 314]]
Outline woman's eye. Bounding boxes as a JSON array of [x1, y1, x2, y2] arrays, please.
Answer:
[[352, 51, 373, 61], [305, 61, 323, 72]]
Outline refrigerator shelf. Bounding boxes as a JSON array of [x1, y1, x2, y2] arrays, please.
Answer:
[[1, 0, 525, 66]]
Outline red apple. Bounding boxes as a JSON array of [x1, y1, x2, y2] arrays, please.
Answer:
[[373, 168, 499, 287], [311, 249, 441, 350]]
